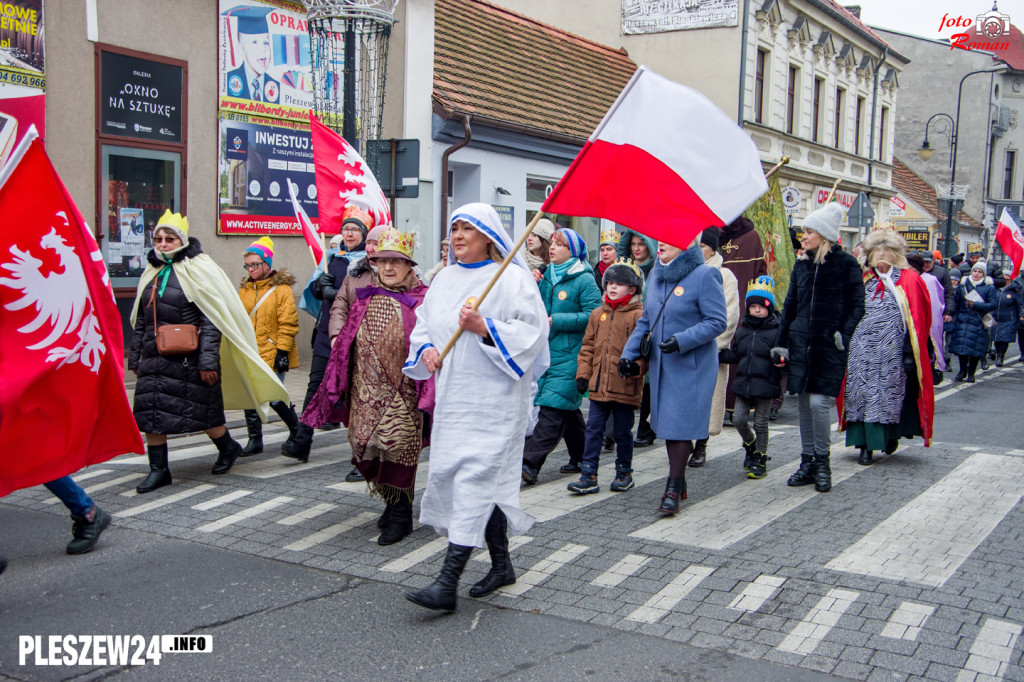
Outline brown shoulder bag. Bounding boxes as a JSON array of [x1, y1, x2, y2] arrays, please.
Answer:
[[151, 280, 199, 356]]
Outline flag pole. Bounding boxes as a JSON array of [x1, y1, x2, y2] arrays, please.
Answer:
[[436, 211, 547, 364], [764, 156, 790, 180], [825, 177, 842, 203]]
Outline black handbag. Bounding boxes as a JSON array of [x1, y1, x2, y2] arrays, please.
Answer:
[[639, 290, 673, 359]]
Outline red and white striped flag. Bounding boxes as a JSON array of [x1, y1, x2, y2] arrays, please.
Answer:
[[287, 177, 324, 266], [995, 208, 1023, 279], [542, 66, 767, 249]]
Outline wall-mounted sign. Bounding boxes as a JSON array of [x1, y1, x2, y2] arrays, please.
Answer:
[[0, 0, 45, 144], [813, 187, 858, 226], [898, 228, 930, 251], [889, 195, 906, 217], [781, 186, 801, 216], [493, 205, 513, 235], [100, 51, 183, 143], [621, 0, 738, 34]]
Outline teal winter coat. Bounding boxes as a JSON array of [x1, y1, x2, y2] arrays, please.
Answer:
[[535, 259, 603, 411]]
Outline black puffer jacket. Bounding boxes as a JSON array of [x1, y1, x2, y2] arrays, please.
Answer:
[[775, 245, 865, 397], [129, 239, 225, 434], [720, 311, 782, 400]]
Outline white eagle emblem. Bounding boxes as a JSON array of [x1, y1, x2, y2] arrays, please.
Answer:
[[0, 212, 106, 373], [335, 143, 392, 228]]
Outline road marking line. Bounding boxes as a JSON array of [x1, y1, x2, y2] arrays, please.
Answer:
[[116, 484, 217, 517], [625, 565, 715, 624], [327, 462, 430, 493], [66, 469, 114, 482], [196, 495, 294, 533], [961, 446, 983, 451], [230, 456, 336, 478], [498, 543, 589, 597], [41, 475, 138, 504], [880, 601, 935, 641], [935, 364, 1018, 402], [109, 432, 292, 465], [729, 575, 787, 612], [1007, 449, 1024, 457], [956, 618, 1022, 681], [826, 453, 1024, 587], [283, 511, 377, 551], [630, 454, 865, 549], [777, 588, 860, 655], [470, 535, 533, 562], [380, 537, 449, 573], [191, 490, 253, 511], [277, 503, 338, 525], [590, 553, 651, 587]]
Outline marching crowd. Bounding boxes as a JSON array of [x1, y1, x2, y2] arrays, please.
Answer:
[[5, 201, 1023, 613]]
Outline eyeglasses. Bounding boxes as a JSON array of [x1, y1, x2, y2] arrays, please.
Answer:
[[243, 263, 264, 271], [153, 236, 179, 243], [341, 227, 362, 234]]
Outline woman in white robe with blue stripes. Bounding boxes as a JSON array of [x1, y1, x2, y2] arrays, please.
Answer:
[[402, 203, 549, 612]]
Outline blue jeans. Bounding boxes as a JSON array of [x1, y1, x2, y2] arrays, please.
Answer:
[[43, 476, 94, 517], [580, 400, 635, 476]]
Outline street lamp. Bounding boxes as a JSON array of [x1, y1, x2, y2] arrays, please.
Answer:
[[919, 67, 1006, 259], [918, 113, 954, 163]]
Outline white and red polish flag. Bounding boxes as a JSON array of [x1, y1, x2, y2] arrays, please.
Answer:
[[0, 127, 144, 496], [287, 177, 324, 265], [995, 208, 1023, 279], [542, 66, 768, 249]]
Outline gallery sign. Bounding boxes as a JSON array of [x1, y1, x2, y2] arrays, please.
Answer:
[[100, 51, 183, 143]]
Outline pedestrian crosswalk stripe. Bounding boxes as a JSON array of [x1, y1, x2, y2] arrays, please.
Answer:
[[41, 475, 138, 504], [196, 496, 294, 533], [590, 553, 651, 588], [826, 453, 1024, 587], [498, 543, 589, 597], [957, 618, 1022, 681], [880, 601, 935, 641], [277, 503, 338, 525], [625, 565, 715, 624], [230, 455, 336, 479], [66, 468, 114, 482], [327, 462, 431, 494], [380, 537, 448, 573], [192, 490, 253, 511], [630, 454, 867, 549], [116, 484, 217, 517], [728, 575, 787, 613], [283, 511, 377, 551], [470, 535, 533, 563], [777, 588, 860, 655]]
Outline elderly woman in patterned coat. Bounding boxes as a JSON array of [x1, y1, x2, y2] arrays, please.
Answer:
[[839, 230, 934, 466], [302, 228, 434, 546]]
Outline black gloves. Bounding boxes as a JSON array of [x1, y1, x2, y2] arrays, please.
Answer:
[[318, 271, 337, 300], [273, 350, 290, 374], [658, 336, 679, 354], [617, 358, 641, 378], [576, 378, 589, 394]]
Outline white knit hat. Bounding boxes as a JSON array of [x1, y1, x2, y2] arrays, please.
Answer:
[[533, 218, 556, 242], [802, 203, 843, 243], [971, 260, 987, 274]]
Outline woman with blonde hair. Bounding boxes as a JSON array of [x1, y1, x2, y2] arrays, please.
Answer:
[[838, 229, 935, 465]]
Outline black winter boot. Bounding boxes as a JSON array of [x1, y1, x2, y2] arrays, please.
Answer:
[[996, 351, 1005, 368], [688, 439, 707, 468], [858, 448, 873, 466], [136, 444, 172, 494], [378, 495, 413, 546], [657, 476, 687, 515], [747, 452, 770, 479], [66, 506, 111, 555], [405, 543, 473, 612], [271, 401, 300, 442], [470, 508, 516, 597], [742, 439, 756, 470], [282, 423, 313, 462], [787, 454, 816, 486], [813, 453, 832, 492], [240, 410, 263, 456], [377, 501, 393, 530], [211, 431, 243, 475]]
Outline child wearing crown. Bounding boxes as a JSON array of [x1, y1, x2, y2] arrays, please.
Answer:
[[568, 259, 648, 494], [718, 276, 784, 479]]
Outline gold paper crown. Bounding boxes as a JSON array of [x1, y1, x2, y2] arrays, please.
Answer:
[[612, 257, 643, 279], [155, 209, 189, 236], [747, 275, 775, 297], [376, 227, 415, 259], [600, 227, 622, 245], [870, 221, 898, 232], [967, 242, 983, 254]]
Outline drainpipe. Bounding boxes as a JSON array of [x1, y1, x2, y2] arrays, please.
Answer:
[[736, 0, 752, 126], [440, 114, 471, 247]]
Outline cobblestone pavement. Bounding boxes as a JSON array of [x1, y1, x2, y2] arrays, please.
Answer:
[[4, 360, 1024, 682]]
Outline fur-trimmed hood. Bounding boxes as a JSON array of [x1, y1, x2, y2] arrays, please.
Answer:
[[147, 238, 203, 267], [860, 229, 909, 270], [651, 244, 704, 284], [240, 268, 297, 288]]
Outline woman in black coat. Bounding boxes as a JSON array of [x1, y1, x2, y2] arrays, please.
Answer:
[[129, 222, 243, 494], [773, 204, 865, 493]]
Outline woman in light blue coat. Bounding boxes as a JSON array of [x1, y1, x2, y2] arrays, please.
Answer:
[[622, 239, 727, 514]]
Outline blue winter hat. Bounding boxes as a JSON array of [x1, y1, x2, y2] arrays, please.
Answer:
[[554, 227, 587, 260], [746, 275, 776, 309]]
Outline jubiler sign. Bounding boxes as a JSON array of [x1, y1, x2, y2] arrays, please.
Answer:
[[100, 51, 183, 143]]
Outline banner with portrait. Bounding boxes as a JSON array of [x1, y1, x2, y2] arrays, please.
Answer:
[[0, 0, 44, 155]]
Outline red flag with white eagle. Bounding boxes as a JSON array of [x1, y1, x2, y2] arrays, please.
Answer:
[[995, 207, 1023, 279], [0, 127, 144, 496], [542, 66, 768, 249], [308, 112, 391, 235]]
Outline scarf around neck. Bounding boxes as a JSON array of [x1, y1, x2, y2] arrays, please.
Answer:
[[551, 258, 574, 285]]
